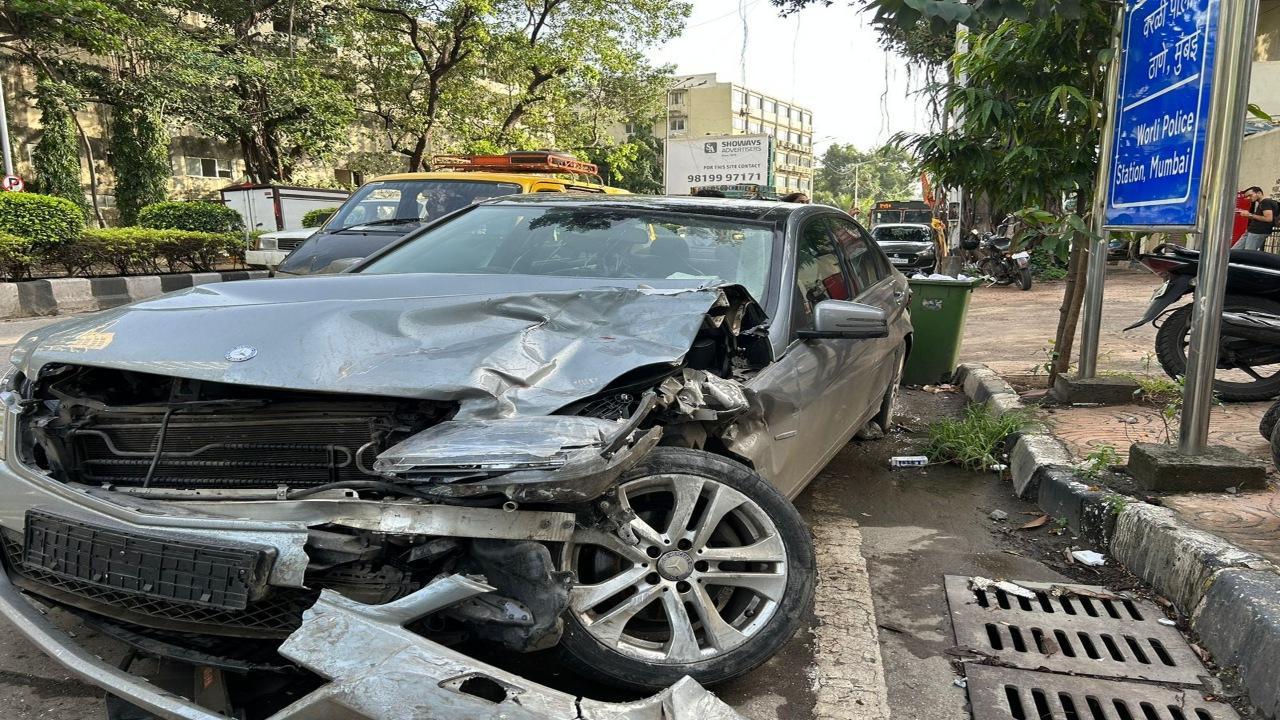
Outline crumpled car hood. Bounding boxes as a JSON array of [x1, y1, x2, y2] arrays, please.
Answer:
[[13, 273, 755, 419]]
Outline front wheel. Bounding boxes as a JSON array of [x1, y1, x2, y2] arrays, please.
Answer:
[[978, 257, 1010, 285], [1155, 297, 1280, 402], [558, 448, 815, 691], [1019, 267, 1033, 291]]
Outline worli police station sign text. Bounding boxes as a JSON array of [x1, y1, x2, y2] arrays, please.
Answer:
[[1105, 0, 1219, 229]]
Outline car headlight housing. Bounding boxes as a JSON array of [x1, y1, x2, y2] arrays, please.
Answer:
[[918, 246, 936, 258], [258, 235, 279, 252], [373, 416, 624, 478], [0, 365, 19, 461]]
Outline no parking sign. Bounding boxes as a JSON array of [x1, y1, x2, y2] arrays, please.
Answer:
[[1, 175, 23, 192]]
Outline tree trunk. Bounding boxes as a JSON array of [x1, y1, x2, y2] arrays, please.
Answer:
[[70, 113, 105, 228], [407, 135, 428, 172], [1050, 226, 1089, 383]]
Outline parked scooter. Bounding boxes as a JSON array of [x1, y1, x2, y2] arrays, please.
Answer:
[[969, 229, 1032, 290], [1130, 244, 1280, 402]]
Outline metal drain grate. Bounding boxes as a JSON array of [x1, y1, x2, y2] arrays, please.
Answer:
[[944, 575, 1207, 684], [967, 665, 1241, 720]]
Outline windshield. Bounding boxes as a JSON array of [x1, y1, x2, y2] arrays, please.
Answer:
[[360, 205, 776, 302], [873, 226, 931, 243], [324, 179, 523, 231]]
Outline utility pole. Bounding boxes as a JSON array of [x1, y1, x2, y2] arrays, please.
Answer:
[[0, 74, 14, 177]]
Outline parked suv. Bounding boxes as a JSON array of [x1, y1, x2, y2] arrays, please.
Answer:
[[276, 152, 628, 275]]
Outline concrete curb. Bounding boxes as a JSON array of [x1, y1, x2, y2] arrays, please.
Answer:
[[0, 271, 269, 319], [1192, 570, 1280, 717], [1110, 503, 1273, 613], [956, 362, 1280, 718], [955, 362, 1027, 419]]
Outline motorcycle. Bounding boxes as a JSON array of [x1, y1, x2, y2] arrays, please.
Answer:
[[1130, 244, 1280, 402], [968, 229, 1033, 290]]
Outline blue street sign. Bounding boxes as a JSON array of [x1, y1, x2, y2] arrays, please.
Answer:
[[1104, 0, 1220, 228]]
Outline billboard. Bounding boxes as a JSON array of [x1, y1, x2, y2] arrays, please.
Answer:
[[664, 134, 773, 195]]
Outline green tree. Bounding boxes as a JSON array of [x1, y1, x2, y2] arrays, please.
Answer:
[[813, 143, 917, 214], [3, 1, 191, 223], [477, 0, 689, 151], [31, 89, 86, 214], [895, 4, 1113, 381], [348, 0, 492, 172], [166, 0, 356, 183], [110, 107, 170, 225], [779, 0, 1114, 383], [584, 124, 663, 193]]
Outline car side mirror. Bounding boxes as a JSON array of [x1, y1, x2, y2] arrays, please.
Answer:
[[798, 300, 889, 340]]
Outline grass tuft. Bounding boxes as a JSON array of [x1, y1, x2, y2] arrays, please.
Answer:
[[924, 404, 1034, 471]]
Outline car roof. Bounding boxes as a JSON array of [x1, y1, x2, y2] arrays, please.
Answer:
[[367, 171, 623, 193], [476, 193, 802, 224]]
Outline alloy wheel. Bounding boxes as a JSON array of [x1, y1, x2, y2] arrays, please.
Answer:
[[562, 473, 788, 664]]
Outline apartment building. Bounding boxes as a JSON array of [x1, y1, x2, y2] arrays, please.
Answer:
[[628, 73, 816, 195]]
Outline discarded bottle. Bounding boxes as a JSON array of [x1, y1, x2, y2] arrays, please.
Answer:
[[889, 455, 929, 468]]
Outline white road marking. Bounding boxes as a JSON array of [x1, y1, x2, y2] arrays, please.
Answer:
[[808, 505, 891, 719]]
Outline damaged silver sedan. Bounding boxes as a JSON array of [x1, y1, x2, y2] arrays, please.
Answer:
[[0, 195, 911, 718]]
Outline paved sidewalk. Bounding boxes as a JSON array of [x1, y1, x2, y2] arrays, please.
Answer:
[[1045, 400, 1280, 569], [960, 266, 1160, 377], [962, 265, 1280, 569]]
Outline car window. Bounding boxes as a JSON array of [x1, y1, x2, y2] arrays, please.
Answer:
[[360, 205, 776, 304], [325, 179, 523, 231], [792, 219, 851, 332], [828, 218, 886, 292]]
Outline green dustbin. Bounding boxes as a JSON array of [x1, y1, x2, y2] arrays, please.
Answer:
[[901, 277, 983, 386]]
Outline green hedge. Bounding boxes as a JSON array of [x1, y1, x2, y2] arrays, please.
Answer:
[[0, 193, 85, 254], [139, 201, 243, 233], [301, 207, 339, 228], [80, 228, 242, 274], [0, 232, 36, 281]]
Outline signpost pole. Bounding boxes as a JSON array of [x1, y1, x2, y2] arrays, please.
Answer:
[[1178, 0, 1260, 453], [0, 74, 13, 177], [1077, 6, 1125, 380]]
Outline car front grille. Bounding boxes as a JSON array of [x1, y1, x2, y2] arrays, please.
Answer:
[[66, 407, 398, 488], [278, 237, 306, 251], [2, 531, 316, 637]]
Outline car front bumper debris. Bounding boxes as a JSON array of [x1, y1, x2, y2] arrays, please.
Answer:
[[0, 569, 745, 720]]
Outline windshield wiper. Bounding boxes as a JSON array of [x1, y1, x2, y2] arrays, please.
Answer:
[[334, 218, 422, 232]]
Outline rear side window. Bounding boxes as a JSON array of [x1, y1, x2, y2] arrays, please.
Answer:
[[792, 219, 851, 332], [829, 218, 888, 292]]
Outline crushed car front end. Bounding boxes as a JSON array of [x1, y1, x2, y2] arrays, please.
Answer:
[[0, 259, 789, 716]]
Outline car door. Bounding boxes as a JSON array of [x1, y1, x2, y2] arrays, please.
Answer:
[[828, 216, 909, 405], [775, 215, 880, 493]]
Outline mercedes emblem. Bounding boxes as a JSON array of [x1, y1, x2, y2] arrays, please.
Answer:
[[225, 346, 258, 362]]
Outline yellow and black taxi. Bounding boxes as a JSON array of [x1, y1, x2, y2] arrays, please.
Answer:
[[276, 152, 628, 275]]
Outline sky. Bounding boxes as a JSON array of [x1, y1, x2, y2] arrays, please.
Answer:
[[649, 0, 936, 156]]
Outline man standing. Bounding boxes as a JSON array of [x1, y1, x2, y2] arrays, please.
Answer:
[[1235, 186, 1277, 250]]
